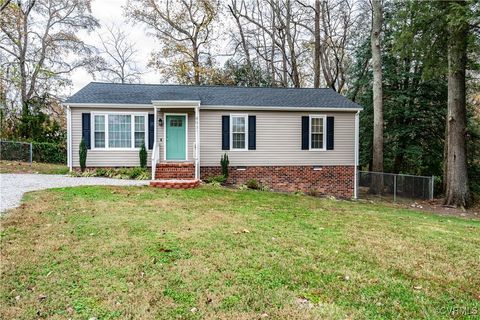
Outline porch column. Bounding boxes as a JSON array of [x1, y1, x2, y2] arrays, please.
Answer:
[[195, 105, 200, 179], [151, 106, 158, 180]]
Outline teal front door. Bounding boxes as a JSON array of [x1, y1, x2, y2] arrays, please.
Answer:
[[166, 115, 187, 160]]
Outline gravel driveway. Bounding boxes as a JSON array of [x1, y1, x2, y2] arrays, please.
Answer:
[[0, 174, 149, 213]]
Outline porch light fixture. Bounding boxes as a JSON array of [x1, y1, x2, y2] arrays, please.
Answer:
[[158, 118, 163, 126]]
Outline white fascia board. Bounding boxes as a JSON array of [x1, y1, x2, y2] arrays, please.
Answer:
[[64, 103, 153, 108], [200, 105, 363, 112], [63, 102, 362, 112], [152, 100, 201, 107]]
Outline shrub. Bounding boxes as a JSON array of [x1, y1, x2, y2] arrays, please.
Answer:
[[32, 142, 67, 164], [246, 179, 260, 190], [79, 138, 87, 172], [204, 175, 226, 184], [220, 153, 229, 179], [139, 143, 147, 169], [72, 167, 150, 180]]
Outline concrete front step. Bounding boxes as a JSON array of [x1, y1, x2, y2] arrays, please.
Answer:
[[150, 179, 200, 189]]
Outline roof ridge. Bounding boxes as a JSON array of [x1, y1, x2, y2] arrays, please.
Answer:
[[89, 81, 334, 91]]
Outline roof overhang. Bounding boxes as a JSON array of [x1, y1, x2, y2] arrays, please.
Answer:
[[200, 105, 363, 112], [63, 103, 152, 108], [152, 100, 201, 107], [63, 102, 362, 112]]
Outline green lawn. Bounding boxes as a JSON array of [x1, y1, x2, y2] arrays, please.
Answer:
[[1, 186, 479, 319], [0, 160, 69, 174]]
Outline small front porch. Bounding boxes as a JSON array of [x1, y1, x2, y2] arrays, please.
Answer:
[[149, 101, 201, 188]]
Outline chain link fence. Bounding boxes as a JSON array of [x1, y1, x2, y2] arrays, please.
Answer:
[[0, 140, 66, 164], [358, 171, 434, 202]]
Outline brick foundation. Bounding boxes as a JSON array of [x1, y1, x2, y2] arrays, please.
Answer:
[[201, 165, 354, 198]]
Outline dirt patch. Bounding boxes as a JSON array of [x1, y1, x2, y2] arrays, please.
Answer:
[[405, 198, 480, 219]]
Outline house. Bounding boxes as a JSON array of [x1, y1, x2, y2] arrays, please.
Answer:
[[64, 82, 362, 198]]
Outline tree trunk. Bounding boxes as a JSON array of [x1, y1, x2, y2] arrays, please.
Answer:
[[192, 42, 200, 85], [444, 1, 471, 207], [313, 0, 321, 88], [370, 0, 384, 194]]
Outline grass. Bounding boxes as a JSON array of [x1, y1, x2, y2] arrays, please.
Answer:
[[0, 160, 69, 174], [1, 186, 479, 319]]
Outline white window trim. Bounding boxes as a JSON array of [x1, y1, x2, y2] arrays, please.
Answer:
[[91, 111, 148, 151], [309, 115, 327, 151], [230, 114, 248, 151], [163, 113, 189, 161]]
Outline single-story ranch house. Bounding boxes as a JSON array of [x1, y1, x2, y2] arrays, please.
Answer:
[[64, 82, 362, 198]]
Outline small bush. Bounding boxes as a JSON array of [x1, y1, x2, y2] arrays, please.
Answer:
[[204, 175, 226, 184], [260, 185, 271, 192], [246, 179, 260, 190], [139, 143, 147, 169], [220, 153, 229, 179], [306, 188, 321, 197], [79, 138, 87, 172]]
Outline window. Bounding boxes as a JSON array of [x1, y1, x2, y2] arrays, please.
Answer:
[[109, 114, 131, 148], [231, 115, 247, 150], [310, 116, 325, 150], [94, 115, 105, 148], [92, 113, 147, 149], [170, 118, 183, 127], [134, 116, 145, 148]]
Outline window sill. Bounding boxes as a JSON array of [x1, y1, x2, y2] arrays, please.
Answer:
[[91, 148, 145, 151]]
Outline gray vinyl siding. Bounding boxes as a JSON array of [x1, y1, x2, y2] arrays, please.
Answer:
[[199, 110, 355, 166], [71, 107, 153, 167], [71, 107, 355, 167]]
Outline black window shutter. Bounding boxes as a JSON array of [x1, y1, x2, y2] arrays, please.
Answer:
[[248, 115, 256, 150], [326, 116, 334, 150], [148, 114, 154, 149], [82, 113, 91, 149], [301, 116, 309, 150], [222, 115, 230, 150]]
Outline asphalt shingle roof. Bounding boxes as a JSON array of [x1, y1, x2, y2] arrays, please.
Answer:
[[65, 82, 362, 109]]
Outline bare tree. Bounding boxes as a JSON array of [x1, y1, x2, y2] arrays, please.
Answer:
[[370, 0, 383, 193], [444, 0, 471, 208], [228, 0, 310, 87], [96, 24, 143, 84], [0, 0, 12, 13], [0, 0, 99, 106], [296, 0, 359, 91], [126, 0, 219, 85]]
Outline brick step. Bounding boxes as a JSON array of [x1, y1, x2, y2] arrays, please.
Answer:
[[157, 162, 194, 167], [155, 174, 195, 179], [155, 162, 195, 180], [156, 168, 195, 173], [150, 179, 200, 189]]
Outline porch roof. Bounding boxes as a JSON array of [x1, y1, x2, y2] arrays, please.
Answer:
[[65, 82, 362, 110]]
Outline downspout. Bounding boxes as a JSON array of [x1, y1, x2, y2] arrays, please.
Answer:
[[354, 110, 360, 199], [66, 105, 72, 171], [195, 103, 201, 180]]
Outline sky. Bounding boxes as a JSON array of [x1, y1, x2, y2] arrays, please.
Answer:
[[68, 0, 160, 96]]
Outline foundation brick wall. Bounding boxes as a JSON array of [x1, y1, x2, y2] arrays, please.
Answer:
[[201, 165, 354, 198]]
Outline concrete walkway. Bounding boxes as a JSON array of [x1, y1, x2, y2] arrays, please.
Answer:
[[0, 174, 149, 213]]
